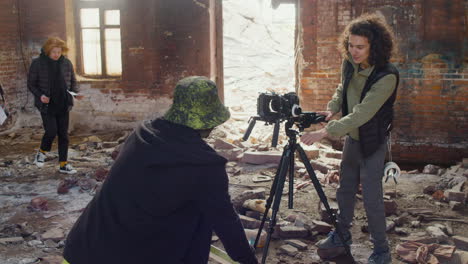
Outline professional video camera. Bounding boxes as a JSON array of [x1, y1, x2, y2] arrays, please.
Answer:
[[243, 92, 326, 147]]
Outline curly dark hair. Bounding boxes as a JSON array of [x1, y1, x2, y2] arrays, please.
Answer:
[[338, 13, 396, 68]]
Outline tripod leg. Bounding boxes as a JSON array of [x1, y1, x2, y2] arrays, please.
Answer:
[[288, 143, 295, 209], [253, 145, 288, 249], [296, 144, 355, 263], [259, 148, 291, 264]]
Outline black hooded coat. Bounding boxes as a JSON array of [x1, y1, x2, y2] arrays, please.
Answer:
[[63, 119, 257, 264]]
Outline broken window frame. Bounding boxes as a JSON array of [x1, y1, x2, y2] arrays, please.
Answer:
[[75, 0, 123, 78]]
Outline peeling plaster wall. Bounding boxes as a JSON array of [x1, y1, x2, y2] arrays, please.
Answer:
[[0, 0, 221, 132], [297, 0, 467, 165]]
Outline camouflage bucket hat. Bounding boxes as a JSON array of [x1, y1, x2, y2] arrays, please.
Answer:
[[164, 76, 230, 130]]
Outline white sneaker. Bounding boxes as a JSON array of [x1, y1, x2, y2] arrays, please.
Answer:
[[34, 151, 46, 168], [59, 164, 77, 174]]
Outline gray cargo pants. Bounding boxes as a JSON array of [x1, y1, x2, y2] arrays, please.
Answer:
[[336, 136, 389, 252]]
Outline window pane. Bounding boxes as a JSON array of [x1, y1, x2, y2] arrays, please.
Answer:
[[105, 29, 122, 76], [105, 10, 120, 26], [81, 8, 100, 28], [82, 29, 102, 75]]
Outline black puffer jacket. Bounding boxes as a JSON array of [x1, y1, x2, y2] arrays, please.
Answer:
[[27, 51, 78, 113], [63, 119, 258, 264]]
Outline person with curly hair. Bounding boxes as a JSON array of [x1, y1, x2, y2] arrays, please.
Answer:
[[28, 37, 79, 174], [301, 13, 398, 264]]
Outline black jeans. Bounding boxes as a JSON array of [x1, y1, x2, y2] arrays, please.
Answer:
[[40, 111, 70, 162]]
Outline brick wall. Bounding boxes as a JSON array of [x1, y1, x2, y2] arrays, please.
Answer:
[[0, 0, 29, 128], [0, 0, 221, 131], [297, 0, 467, 165]]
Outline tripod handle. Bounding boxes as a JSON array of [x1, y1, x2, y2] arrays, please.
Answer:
[[271, 120, 280, 147], [243, 116, 260, 141]]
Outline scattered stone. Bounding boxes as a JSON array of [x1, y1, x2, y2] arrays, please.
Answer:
[[394, 212, 409, 226], [243, 199, 271, 217], [308, 220, 332, 234], [449, 201, 464, 211], [27, 240, 43, 247], [309, 160, 330, 174], [284, 239, 308, 250], [453, 236, 468, 251], [450, 249, 468, 264], [423, 164, 441, 174], [241, 151, 282, 165], [301, 144, 319, 160], [432, 190, 445, 201], [278, 226, 309, 239], [446, 191, 466, 203], [94, 168, 109, 182], [279, 244, 299, 256], [30, 197, 48, 211], [384, 200, 398, 216], [252, 175, 271, 183], [394, 228, 409, 236], [41, 227, 65, 242], [423, 185, 436, 195], [0, 236, 24, 245], [44, 239, 58, 248], [411, 221, 421, 228], [245, 210, 262, 220], [57, 178, 78, 194], [386, 221, 396, 232], [217, 148, 243, 161], [102, 141, 119, 148], [232, 189, 265, 213], [239, 215, 261, 229], [426, 225, 449, 243], [319, 148, 342, 159]]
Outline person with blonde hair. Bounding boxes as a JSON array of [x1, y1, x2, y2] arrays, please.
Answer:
[[301, 14, 398, 264], [28, 37, 79, 174]]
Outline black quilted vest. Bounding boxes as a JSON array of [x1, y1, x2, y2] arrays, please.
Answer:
[[341, 60, 399, 157]]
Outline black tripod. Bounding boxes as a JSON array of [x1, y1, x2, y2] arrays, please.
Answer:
[[252, 119, 355, 264]]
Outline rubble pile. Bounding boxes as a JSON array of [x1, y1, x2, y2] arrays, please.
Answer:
[[0, 123, 467, 264]]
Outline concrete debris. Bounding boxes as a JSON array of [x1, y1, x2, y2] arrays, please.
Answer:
[[40, 227, 65, 242], [0, 236, 24, 245], [239, 215, 261, 229], [284, 239, 308, 250], [279, 244, 299, 256], [278, 226, 309, 239], [241, 151, 282, 165], [396, 241, 456, 264], [423, 164, 441, 174], [453, 235, 468, 251]]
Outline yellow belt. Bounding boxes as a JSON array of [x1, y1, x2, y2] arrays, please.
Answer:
[[63, 260, 70, 264]]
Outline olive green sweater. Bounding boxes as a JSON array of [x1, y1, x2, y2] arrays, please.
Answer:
[[325, 59, 397, 140]]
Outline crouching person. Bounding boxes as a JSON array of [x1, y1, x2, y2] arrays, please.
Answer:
[[63, 76, 258, 264]]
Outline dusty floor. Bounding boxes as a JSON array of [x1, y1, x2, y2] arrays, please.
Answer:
[[0, 121, 467, 264]]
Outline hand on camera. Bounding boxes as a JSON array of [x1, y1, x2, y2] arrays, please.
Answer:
[[300, 128, 328, 145], [316, 110, 334, 121]]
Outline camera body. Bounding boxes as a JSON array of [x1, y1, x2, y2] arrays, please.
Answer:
[[257, 92, 300, 123]]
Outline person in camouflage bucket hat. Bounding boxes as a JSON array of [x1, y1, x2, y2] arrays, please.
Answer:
[[164, 76, 230, 130], [63, 77, 259, 264]]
